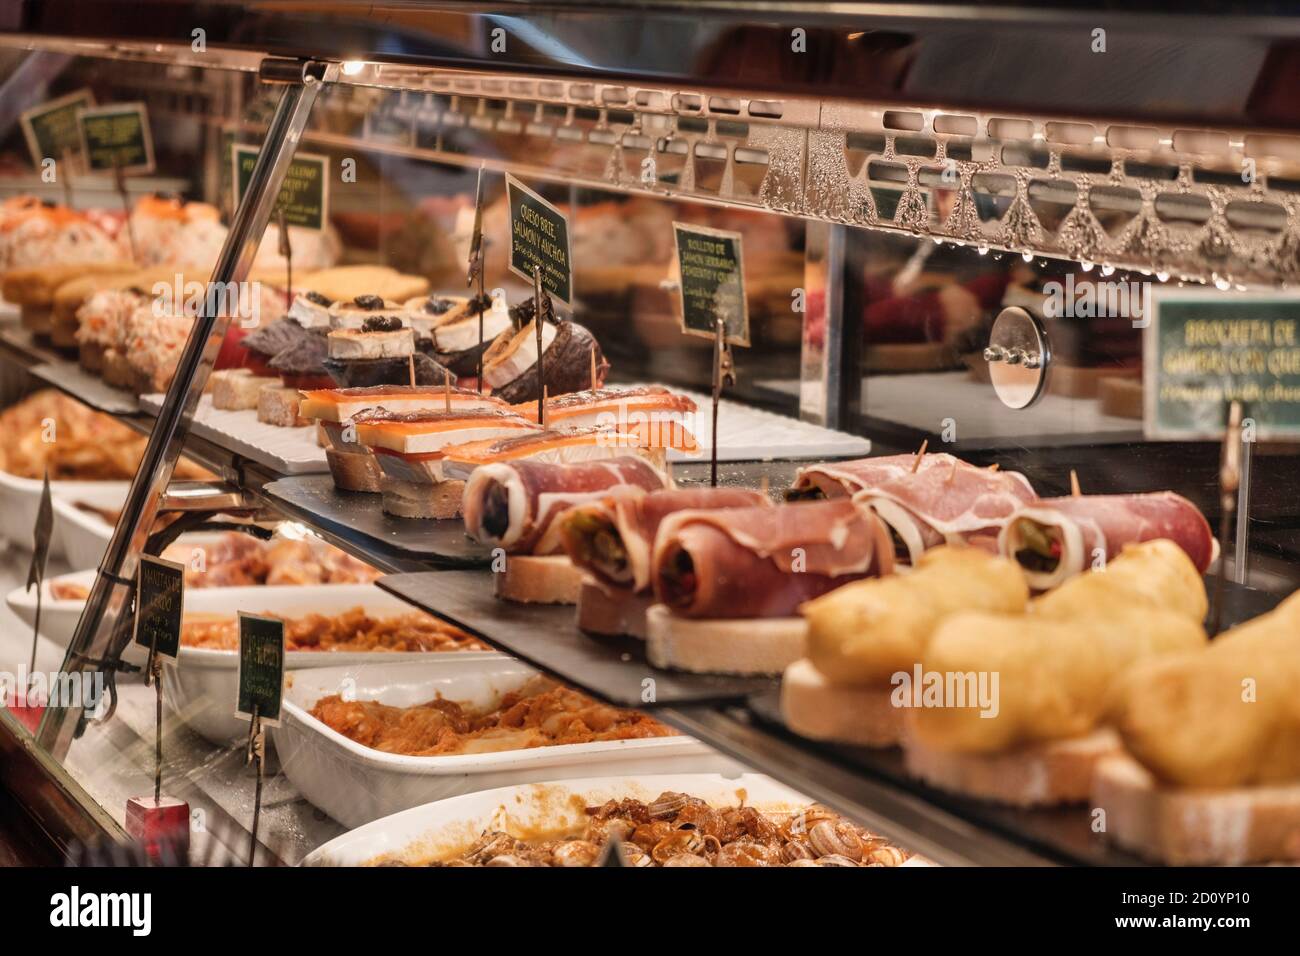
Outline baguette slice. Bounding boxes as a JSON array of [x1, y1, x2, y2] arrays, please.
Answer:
[[576, 579, 652, 638], [902, 727, 1121, 806], [780, 658, 905, 747], [1092, 753, 1300, 865], [380, 477, 465, 519], [496, 555, 583, 605], [212, 369, 279, 410], [257, 384, 309, 427], [645, 603, 806, 676], [325, 446, 382, 493]]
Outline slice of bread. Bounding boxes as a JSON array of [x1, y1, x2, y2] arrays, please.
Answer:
[[79, 341, 105, 373], [20, 304, 52, 335], [1092, 753, 1300, 865], [297, 265, 430, 304], [780, 658, 905, 747], [211, 369, 278, 410], [325, 446, 382, 493], [2, 261, 135, 305], [257, 384, 308, 427], [645, 603, 807, 676], [902, 727, 1121, 806], [576, 579, 652, 638], [101, 348, 136, 389], [496, 555, 583, 605], [380, 477, 465, 519]]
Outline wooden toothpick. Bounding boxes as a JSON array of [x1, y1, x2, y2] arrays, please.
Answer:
[[1070, 469, 1082, 497], [407, 353, 416, 388], [590, 343, 598, 393], [541, 385, 548, 429], [443, 367, 452, 411], [910, 439, 929, 473]]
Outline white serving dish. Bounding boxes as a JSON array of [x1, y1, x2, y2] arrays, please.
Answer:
[[163, 583, 506, 747], [140, 393, 328, 475], [0, 469, 130, 557], [50, 482, 130, 571], [4, 532, 244, 656], [274, 659, 740, 828], [301, 773, 808, 865]]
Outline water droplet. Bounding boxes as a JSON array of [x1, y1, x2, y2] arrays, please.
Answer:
[[977, 243, 989, 256], [1101, 263, 1115, 276], [1156, 271, 1169, 282], [1214, 275, 1231, 291], [1081, 260, 1094, 272], [1022, 250, 1033, 262]]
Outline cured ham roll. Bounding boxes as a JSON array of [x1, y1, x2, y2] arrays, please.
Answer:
[[651, 499, 893, 620], [790, 453, 1037, 564], [998, 492, 1214, 590], [1114, 590, 1300, 789], [463, 456, 668, 556], [560, 487, 770, 593], [801, 545, 1030, 686]]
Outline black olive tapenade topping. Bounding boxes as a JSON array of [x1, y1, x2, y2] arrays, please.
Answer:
[[361, 314, 404, 333], [304, 290, 333, 307], [353, 294, 386, 310], [423, 297, 455, 315]]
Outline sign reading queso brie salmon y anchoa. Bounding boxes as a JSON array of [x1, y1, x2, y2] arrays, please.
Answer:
[[236, 612, 285, 726], [21, 88, 95, 171], [1145, 288, 1300, 440], [505, 174, 572, 306], [134, 555, 185, 662], [673, 222, 749, 346], [231, 144, 329, 230], [76, 102, 155, 175]]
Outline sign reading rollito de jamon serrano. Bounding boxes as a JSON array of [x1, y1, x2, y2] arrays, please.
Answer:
[[505, 174, 572, 306], [673, 222, 749, 346]]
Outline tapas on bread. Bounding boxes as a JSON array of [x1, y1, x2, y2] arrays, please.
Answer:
[[1092, 591, 1300, 864], [645, 499, 894, 675]]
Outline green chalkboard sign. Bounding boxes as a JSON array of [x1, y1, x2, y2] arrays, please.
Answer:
[[506, 174, 572, 306], [21, 89, 95, 171], [1145, 289, 1300, 440], [672, 222, 749, 346], [77, 102, 155, 175], [236, 612, 285, 726], [134, 556, 185, 662], [231, 145, 329, 231]]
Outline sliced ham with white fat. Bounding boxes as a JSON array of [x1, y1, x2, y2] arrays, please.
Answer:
[[651, 499, 894, 619], [463, 456, 669, 554], [791, 453, 1037, 564], [998, 492, 1215, 590]]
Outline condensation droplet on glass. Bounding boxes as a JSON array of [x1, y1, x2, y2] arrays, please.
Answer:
[[1101, 263, 1115, 276], [977, 243, 989, 256], [1081, 260, 1094, 272], [1156, 271, 1170, 282], [1021, 250, 1033, 262]]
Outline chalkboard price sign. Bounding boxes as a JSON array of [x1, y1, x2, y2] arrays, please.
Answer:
[[673, 222, 749, 346], [134, 556, 185, 662], [236, 612, 286, 726], [1145, 289, 1300, 440], [232, 145, 329, 231], [506, 174, 572, 306], [21, 89, 95, 171], [77, 102, 155, 175]]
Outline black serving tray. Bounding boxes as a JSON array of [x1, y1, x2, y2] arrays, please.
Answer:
[[376, 569, 779, 708], [262, 475, 493, 568]]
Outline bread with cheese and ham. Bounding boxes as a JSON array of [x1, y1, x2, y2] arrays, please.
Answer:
[[791, 453, 1037, 563], [438, 423, 693, 482]]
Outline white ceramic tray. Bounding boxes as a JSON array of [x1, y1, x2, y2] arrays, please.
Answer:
[[639, 384, 871, 462], [50, 482, 129, 571], [276, 658, 739, 828], [301, 772, 809, 865], [140, 393, 328, 475], [0, 469, 130, 558], [161, 583, 506, 747]]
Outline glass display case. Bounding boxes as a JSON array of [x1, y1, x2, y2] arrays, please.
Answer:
[[0, 2, 1298, 870]]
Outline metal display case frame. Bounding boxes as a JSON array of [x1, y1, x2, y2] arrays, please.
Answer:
[[2, 2, 1298, 866]]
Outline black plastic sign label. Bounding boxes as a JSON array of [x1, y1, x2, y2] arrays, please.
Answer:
[[232, 145, 329, 231], [673, 222, 749, 346], [236, 612, 285, 726], [506, 173, 572, 305], [1145, 289, 1300, 440], [21, 88, 95, 170], [134, 556, 185, 662], [77, 102, 155, 175]]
